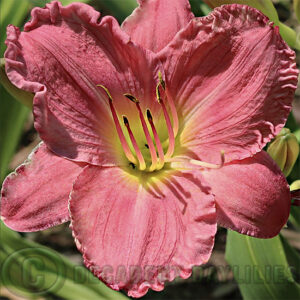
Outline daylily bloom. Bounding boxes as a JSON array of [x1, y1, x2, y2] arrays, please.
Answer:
[[1, 0, 298, 297]]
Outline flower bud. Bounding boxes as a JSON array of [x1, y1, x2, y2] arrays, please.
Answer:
[[267, 128, 299, 176], [290, 180, 300, 191], [0, 58, 33, 107]]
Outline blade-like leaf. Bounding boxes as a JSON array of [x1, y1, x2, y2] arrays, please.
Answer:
[[225, 230, 300, 300], [0, 0, 31, 182], [280, 234, 300, 279], [294, 0, 300, 24], [0, 0, 30, 55], [96, 0, 138, 22], [28, 0, 90, 7]]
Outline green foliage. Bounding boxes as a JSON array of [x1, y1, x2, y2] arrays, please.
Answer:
[[95, 0, 138, 22], [294, 0, 300, 23], [0, 0, 31, 182], [226, 231, 300, 300]]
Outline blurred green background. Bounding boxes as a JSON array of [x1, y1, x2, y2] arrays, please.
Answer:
[[0, 1, 299, 300]]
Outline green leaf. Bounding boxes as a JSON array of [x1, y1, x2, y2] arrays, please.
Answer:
[[0, 0, 30, 55], [0, 222, 128, 300], [97, 0, 138, 22], [280, 235, 300, 278], [225, 230, 300, 300], [278, 22, 300, 51], [28, 0, 90, 7], [294, 0, 300, 24], [286, 113, 299, 133], [0, 0, 32, 182], [290, 207, 300, 230], [0, 87, 30, 182], [190, 0, 212, 16]]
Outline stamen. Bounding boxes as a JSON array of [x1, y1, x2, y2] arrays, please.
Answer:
[[146, 109, 165, 169], [158, 72, 179, 137], [157, 93, 175, 160], [123, 116, 146, 170], [97, 85, 136, 164], [124, 94, 158, 171]]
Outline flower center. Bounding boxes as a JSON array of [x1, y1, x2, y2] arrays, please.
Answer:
[[98, 73, 225, 174], [97, 75, 178, 173]]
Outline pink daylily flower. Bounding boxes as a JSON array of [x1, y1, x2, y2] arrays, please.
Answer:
[[1, 0, 298, 297]]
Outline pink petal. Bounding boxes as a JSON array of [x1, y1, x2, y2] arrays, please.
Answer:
[[122, 0, 194, 53], [202, 151, 291, 238], [70, 166, 216, 297], [1, 143, 84, 232], [5, 1, 162, 166], [158, 5, 298, 164]]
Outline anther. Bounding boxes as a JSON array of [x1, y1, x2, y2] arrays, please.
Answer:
[[146, 109, 165, 169], [123, 116, 146, 170], [97, 84, 113, 101], [124, 93, 139, 103]]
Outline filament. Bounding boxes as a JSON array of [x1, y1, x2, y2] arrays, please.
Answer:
[[123, 116, 146, 170], [146, 109, 165, 169], [124, 94, 158, 172], [97, 85, 136, 164], [158, 72, 179, 137], [160, 98, 175, 160]]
